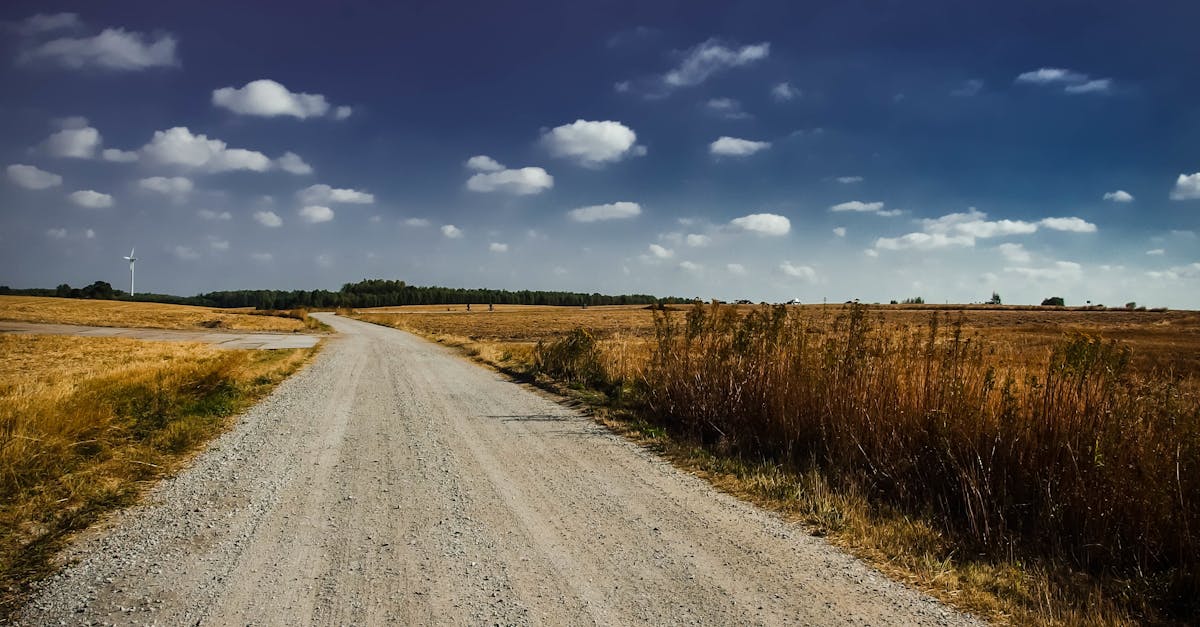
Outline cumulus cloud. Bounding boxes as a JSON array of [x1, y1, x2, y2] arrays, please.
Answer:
[[1015, 67, 1112, 95], [771, 81, 801, 101], [779, 261, 817, 281], [298, 183, 373, 204], [709, 136, 770, 157], [299, 205, 334, 223], [403, 217, 431, 227], [68, 189, 113, 208], [19, 27, 179, 71], [42, 125, 100, 158], [663, 39, 769, 88], [1146, 248, 1165, 256], [835, 176, 863, 184], [1038, 216, 1097, 233], [540, 120, 643, 167], [489, 242, 508, 253], [137, 176, 192, 200], [140, 127, 274, 173], [465, 155, 504, 172], [101, 148, 138, 162], [648, 244, 674, 259], [875, 232, 975, 251], [876, 208, 1096, 252], [334, 106, 352, 120], [208, 237, 230, 251], [441, 224, 463, 238], [1146, 263, 1200, 281], [1170, 173, 1200, 200], [729, 213, 790, 236], [726, 263, 746, 275], [705, 98, 750, 119], [996, 242, 1031, 263], [679, 261, 702, 272], [832, 227, 846, 237], [276, 152, 313, 175], [212, 79, 346, 119], [45, 227, 67, 239], [1005, 261, 1083, 282], [197, 209, 231, 221], [830, 200, 884, 213], [253, 211, 282, 227], [686, 233, 711, 247], [467, 166, 553, 195], [7, 164, 62, 189], [568, 201, 642, 222], [1103, 190, 1133, 202]]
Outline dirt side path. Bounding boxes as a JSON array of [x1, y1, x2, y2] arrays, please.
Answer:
[[18, 313, 980, 625], [0, 320, 319, 349]]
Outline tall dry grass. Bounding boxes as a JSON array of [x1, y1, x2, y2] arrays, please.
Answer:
[[634, 303, 1199, 620], [0, 334, 314, 616]]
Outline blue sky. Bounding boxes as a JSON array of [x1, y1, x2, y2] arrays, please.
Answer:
[[2, 1, 1199, 306]]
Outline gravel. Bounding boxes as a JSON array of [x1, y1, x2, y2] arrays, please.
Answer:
[[17, 313, 983, 625]]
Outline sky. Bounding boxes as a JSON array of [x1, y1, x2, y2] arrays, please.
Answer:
[[1, 1, 1199, 307]]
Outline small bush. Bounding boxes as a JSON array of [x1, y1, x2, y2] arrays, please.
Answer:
[[532, 327, 607, 389]]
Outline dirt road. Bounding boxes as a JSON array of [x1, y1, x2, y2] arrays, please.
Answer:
[[19, 313, 979, 625], [0, 320, 320, 349]]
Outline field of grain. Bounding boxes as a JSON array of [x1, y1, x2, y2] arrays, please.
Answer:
[[354, 302, 1200, 625], [0, 296, 321, 333], [0, 333, 316, 615]]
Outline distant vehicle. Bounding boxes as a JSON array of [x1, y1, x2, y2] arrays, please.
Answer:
[[734, 299, 753, 305], [786, 298, 802, 305]]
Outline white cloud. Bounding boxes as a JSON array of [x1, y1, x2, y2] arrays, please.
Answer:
[[830, 200, 884, 213], [85, 228, 94, 239], [68, 189, 113, 208], [465, 155, 504, 172], [950, 79, 984, 97], [7, 164, 62, 189], [1103, 190, 1133, 202], [1015, 68, 1112, 95], [568, 201, 642, 222], [403, 217, 431, 227], [876, 232, 976, 251], [467, 167, 553, 195], [771, 81, 800, 101], [1146, 248, 1165, 256], [540, 120, 642, 167], [726, 263, 746, 275], [173, 245, 200, 261], [996, 242, 1031, 263], [705, 98, 750, 119], [137, 176, 192, 200], [686, 233, 711, 247], [140, 127, 273, 173], [16, 13, 83, 35], [197, 209, 231, 221], [1170, 173, 1200, 200], [679, 261, 702, 272], [101, 148, 138, 162], [18, 27, 179, 71], [648, 244, 674, 259], [251, 252, 273, 262], [254, 210, 282, 227], [922, 208, 1038, 237], [779, 261, 817, 281], [212, 79, 344, 119], [208, 237, 230, 251], [441, 224, 463, 238], [489, 242, 509, 253], [298, 183, 373, 204], [1038, 217, 1097, 233], [1005, 261, 1083, 282], [835, 176, 863, 184], [664, 39, 769, 88], [710, 136, 770, 157], [832, 227, 846, 237], [46, 227, 67, 239], [729, 213, 790, 236], [299, 205, 334, 223], [42, 125, 100, 158], [276, 152, 313, 175], [334, 106, 352, 120]]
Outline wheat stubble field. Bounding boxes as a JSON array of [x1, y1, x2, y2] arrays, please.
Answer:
[[355, 302, 1200, 625], [0, 295, 325, 333]]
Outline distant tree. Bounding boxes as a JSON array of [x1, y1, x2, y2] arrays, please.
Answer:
[[1125, 301, 1137, 310], [1041, 296, 1065, 307], [56, 283, 72, 297], [987, 291, 1002, 305], [901, 296, 924, 305]]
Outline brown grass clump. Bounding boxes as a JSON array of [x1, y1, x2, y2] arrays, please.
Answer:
[[0, 334, 316, 616], [0, 296, 323, 333]]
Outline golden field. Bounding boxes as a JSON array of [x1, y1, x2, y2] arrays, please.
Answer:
[[0, 333, 316, 616], [354, 302, 1200, 625], [0, 295, 324, 333]]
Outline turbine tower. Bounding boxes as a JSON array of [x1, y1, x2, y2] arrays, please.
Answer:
[[123, 247, 137, 296]]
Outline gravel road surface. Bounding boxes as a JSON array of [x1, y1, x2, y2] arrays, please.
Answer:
[[0, 320, 319, 349], [18, 313, 980, 626]]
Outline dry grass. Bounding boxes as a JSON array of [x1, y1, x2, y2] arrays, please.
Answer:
[[0, 334, 317, 617], [353, 303, 1200, 625], [0, 296, 326, 333]]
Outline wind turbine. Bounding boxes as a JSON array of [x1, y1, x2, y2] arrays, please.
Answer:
[[123, 247, 137, 296]]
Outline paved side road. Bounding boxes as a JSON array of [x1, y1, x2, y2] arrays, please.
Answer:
[[19, 313, 981, 626], [0, 320, 319, 349]]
